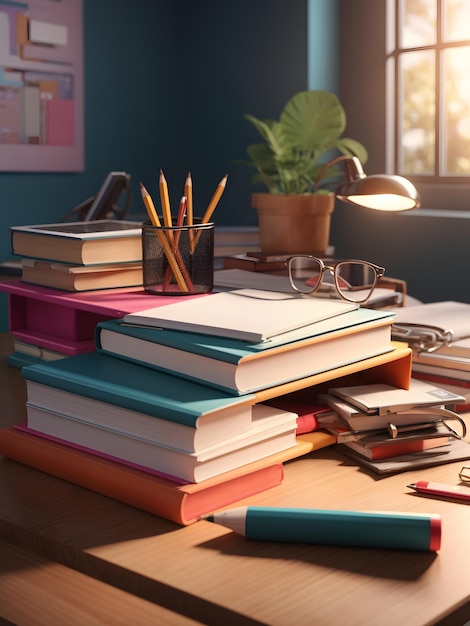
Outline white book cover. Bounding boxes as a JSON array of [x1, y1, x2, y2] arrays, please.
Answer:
[[318, 393, 464, 433], [392, 301, 470, 341], [327, 378, 465, 415], [123, 288, 357, 342]]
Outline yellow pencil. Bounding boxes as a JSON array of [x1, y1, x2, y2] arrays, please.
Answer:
[[159, 169, 173, 230], [201, 173, 228, 224], [193, 174, 228, 249], [185, 171, 195, 251], [162, 196, 194, 292], [140, 183, 188, 292]]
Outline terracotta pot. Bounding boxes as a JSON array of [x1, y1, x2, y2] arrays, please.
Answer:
[[252, 193, 335, 255]]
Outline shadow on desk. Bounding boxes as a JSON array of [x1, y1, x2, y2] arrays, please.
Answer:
[[197, 532, 437, 581], [0, 456, 183, 545]]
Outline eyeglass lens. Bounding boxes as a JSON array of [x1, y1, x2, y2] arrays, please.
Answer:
[[288, 257, 378, 303]]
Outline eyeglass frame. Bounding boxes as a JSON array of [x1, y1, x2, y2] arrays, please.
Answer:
[[459, 466, 470, 482], [285, 255, 386, 304]]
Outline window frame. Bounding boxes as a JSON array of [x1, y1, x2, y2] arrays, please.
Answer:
[[339, 0, 470, 211]]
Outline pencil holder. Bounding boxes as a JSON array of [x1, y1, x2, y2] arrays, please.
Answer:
[[142, 220, 214, 295]]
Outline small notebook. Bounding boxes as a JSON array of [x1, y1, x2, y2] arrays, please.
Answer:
[[328, 379, 465, 415], [338, 437, 470, 475]]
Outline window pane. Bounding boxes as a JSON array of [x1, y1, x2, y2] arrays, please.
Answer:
[[399, 50, 435, 174], [443, 0, 470, 42], [442, 46, 470, 175], [400, 0, 436, 47]]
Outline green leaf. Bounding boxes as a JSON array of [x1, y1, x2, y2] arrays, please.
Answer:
[[335, 138, 369, 164], [280, 91, 346, 151], [244, 115, 287, 157]]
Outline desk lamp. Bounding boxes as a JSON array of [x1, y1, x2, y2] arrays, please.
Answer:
[[315, 155, 420, 211]]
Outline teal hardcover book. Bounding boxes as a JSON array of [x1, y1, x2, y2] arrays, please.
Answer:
[[95, 308, 395, 395], [22, 352, 255, 452]]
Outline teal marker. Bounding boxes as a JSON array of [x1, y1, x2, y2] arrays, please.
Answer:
[[202, 506, 441, 551]]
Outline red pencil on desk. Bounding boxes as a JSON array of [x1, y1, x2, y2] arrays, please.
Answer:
[[408, 481, 470, 502]]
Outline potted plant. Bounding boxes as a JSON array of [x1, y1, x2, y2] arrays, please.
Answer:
[[241, 90, 368, 254]]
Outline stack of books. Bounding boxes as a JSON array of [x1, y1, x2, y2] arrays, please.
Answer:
[[317, 378, 469, 474], [221, 247, 335, 273], [0, 286, 404, 524], [392, 301, 470, 411], [213, 226, 261, 259], [10, 220, 144, 292]]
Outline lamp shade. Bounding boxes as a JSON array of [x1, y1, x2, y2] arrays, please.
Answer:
[[335, 156, 420, 211]]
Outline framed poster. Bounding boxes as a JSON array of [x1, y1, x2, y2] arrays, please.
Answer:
[[0, 0, 84, 172]]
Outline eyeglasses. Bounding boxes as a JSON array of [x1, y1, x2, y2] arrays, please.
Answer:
[[459, 467, 470, 482], [286, 256, 385, 304]]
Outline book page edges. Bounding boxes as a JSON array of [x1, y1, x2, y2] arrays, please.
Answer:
[[253, 345, 412, 403]]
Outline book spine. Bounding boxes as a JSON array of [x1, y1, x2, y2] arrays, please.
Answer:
[[346, 436, 450, 461], [412, 371, 470, 388], [95, 319, 242, 365]]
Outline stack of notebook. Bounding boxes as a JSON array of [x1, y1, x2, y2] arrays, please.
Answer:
[[391, 301, 470, 411], [317, 378, 469, 474], [10, 220, 144, 291], [0, 286, 402, 523]]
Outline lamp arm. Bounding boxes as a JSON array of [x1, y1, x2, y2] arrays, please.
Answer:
[[313, 155, 365, 193]]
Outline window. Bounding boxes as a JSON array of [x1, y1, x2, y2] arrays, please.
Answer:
[[339, 0, 470, 210], [387, 0, 470, 183]]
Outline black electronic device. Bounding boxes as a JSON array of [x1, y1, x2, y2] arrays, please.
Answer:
[[61, 172, 132, 222]]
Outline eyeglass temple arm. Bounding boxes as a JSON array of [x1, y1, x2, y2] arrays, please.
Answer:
[[377, 276, 407, 303]]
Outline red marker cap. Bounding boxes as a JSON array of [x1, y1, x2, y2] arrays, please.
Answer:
[[429, 514, 442, 551]]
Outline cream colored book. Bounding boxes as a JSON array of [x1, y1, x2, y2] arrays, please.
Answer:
[[122, 288, 358, 342]]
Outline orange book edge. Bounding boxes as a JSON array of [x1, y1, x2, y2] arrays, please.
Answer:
[[0, 427, 332, 525]]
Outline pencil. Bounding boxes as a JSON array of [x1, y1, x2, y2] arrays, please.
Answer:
[[201, 173, 228, 225], [176, 194, 187, 229], [162, 196, 194, 291], [193, 173, 228, 249], [140, 183, 188, 292], [159, 169, 173, 238], [184, 172, 193, 227]]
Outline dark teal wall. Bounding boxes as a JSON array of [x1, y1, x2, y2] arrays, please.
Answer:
[[0, 0, 309, 250], [172, 1, 309, 226], [2, 0, 465, 323], [0, 0, 179, 257], [0, 0, 310, 329]]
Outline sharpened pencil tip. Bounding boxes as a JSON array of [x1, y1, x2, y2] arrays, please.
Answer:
[[200, 514, 215, 522]]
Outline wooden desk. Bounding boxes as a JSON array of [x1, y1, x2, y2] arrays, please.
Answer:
[[1, 332, 470, 626], [0, 539, 202, 625]]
